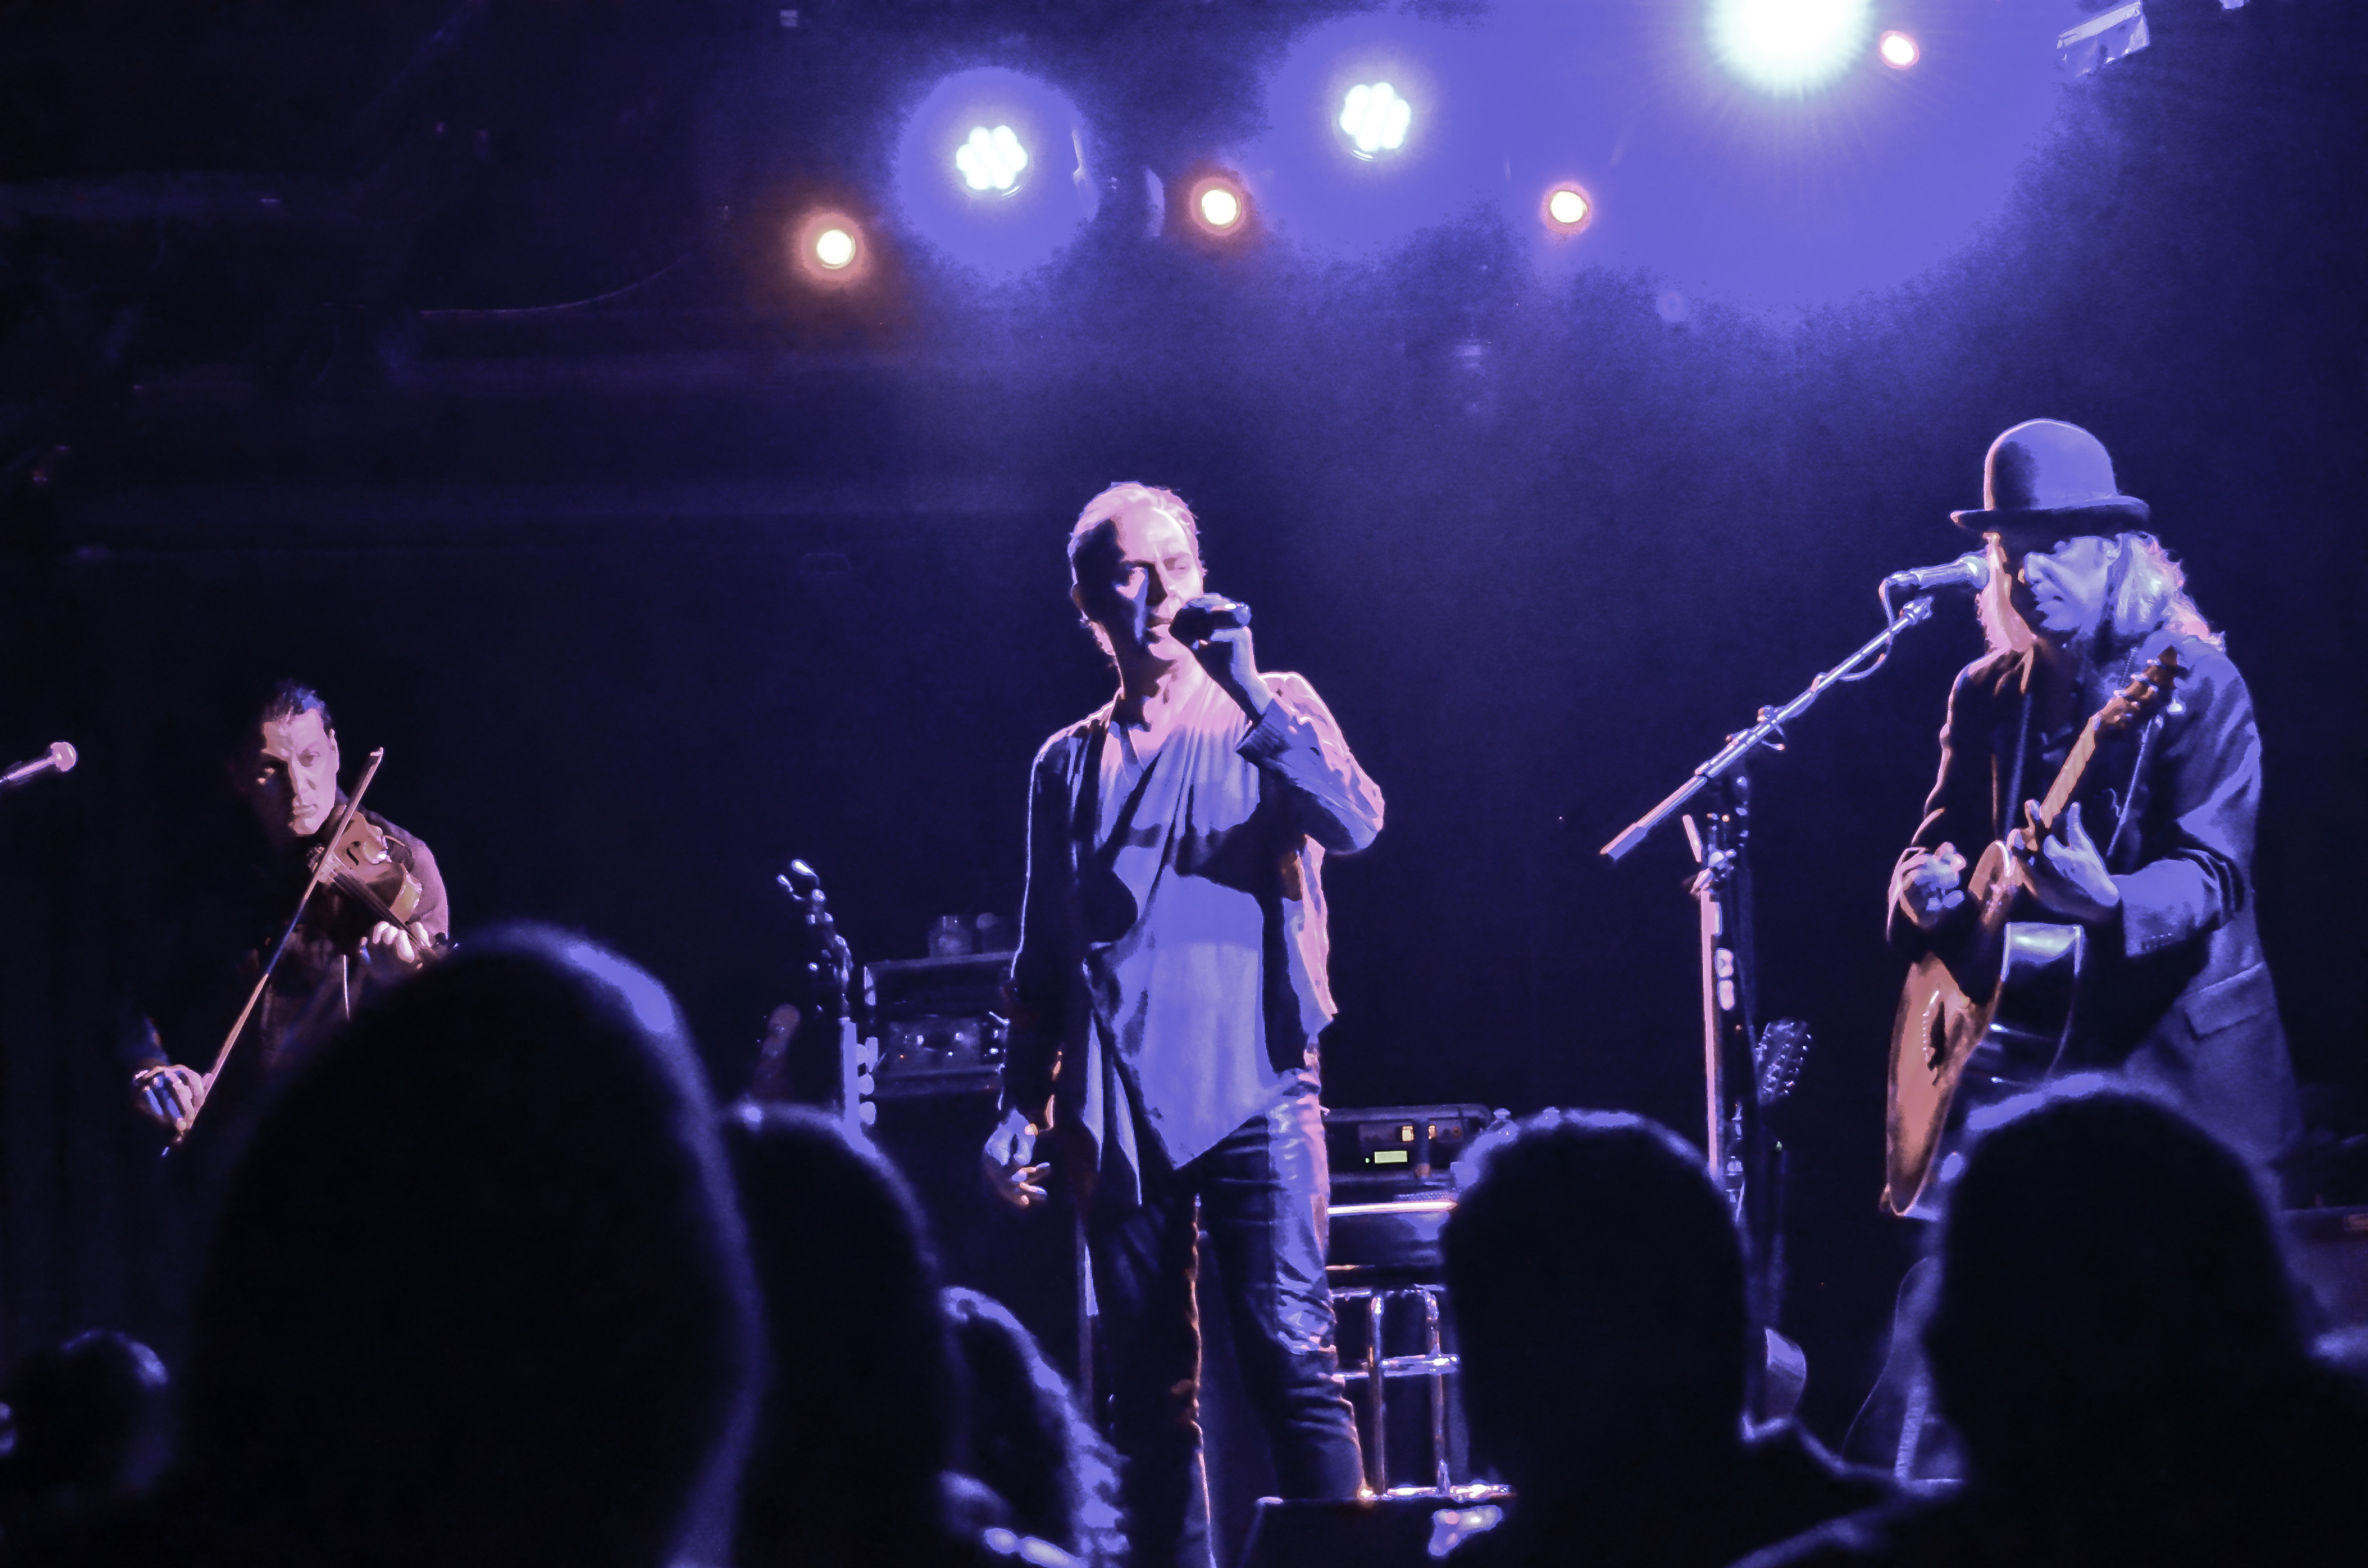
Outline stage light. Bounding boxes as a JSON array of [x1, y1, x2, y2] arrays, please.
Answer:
[[1878, 31, 1919, 69], [955, 124, 1028, 193], [1338, 81, 1412, 159], [894, 68, 1093, 277], [1542, 183, 1593, 234], [789, 209, 867, 287], [1709, 0, 1873, 95], [1185, 173, 1251, 239], [812, 227, 856, 269]]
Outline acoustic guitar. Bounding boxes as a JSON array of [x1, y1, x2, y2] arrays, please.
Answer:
[[1882, 646, 2182, 1215]]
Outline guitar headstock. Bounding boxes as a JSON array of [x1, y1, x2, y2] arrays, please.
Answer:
[[2097, 645, 2183, 737], [773, 858, 852, 1020]]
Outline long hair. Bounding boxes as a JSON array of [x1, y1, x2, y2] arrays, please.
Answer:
[[1977, 531, 2221, 658]]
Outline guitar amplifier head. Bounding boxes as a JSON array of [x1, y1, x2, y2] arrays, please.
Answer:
[[1324, 1104, 1501, 1198], [862, 951, 1014, 1098]]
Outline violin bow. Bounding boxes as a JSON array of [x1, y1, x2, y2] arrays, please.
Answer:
[[170, 747, 386, 1149]]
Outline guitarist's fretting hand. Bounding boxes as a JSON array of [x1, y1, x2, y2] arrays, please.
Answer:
[[2008, 799, 2122, 924], [1901, 842, 1970, 931]]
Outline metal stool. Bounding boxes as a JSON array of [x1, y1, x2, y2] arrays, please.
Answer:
[[1334, 1280, 1459, 1494], [1328, 1195, 1500, 1498]]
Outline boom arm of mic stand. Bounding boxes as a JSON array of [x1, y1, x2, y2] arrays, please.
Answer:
[[1600, 596, 1935, 862]]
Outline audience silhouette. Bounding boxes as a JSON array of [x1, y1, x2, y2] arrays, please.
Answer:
[[945, 1287, 1124, 1568], [31, 947, 2360, 1568], [1745, 1079, 2368, 1568], [33, 927, 762, 1568], [1442, 1109, 1889, 1567], [721, 1103, 1076, 1568], [0, 1332, 169, 1556]]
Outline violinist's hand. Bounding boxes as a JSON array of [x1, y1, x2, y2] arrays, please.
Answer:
[[2009, 801, 2121, 924], [131, 1065, 206, 1136], [982, 1107, 1053, 1211], [359, 920, 436, 983], [1900, 842, 1970, 933]]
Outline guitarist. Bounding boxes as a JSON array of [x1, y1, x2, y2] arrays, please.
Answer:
[[1891, 420, 2299, 1172]]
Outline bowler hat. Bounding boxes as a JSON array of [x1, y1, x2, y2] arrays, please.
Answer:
[[1952, 419, 2150, 535]]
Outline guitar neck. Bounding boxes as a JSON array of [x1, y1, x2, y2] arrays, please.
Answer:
[[2030, 718, 2103, 838]]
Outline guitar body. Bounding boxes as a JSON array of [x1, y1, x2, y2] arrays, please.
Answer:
[[1884, 840, 2098, 1213]]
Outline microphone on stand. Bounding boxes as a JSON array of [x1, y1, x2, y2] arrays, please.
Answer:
[[1, 742, 77, 792], [1883, 552, 1991, 593]]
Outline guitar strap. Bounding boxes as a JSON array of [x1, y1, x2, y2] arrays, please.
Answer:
[[2002, 675, 2034, 842], [2103, 713, 2163, 865]]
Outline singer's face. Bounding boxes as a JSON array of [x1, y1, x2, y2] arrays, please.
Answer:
[[236, 706, 342, 847], [2002, 532, 2120, 646], [1071, 504, 1205, 667]]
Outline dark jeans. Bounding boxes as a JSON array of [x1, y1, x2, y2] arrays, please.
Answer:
[[1089, 1088, 1365, 1568]]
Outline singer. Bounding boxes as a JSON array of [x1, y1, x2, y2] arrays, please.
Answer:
[[122, 678, 448, 1145], [984, 482, 1382, 1567], [1890, 420, 2298, 1168]]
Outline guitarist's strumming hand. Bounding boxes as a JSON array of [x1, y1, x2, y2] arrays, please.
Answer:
[[2009, 799, 2121, 924], [1901, 843, 1970, 933]]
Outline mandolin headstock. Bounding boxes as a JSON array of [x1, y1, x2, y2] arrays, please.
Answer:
[[2097, 645, 2183, 737]]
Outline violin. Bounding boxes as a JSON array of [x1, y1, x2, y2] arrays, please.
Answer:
[[311, 808, 435, 933]]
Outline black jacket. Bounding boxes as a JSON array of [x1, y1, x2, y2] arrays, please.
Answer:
[[1888, 633, 2298, 1162]]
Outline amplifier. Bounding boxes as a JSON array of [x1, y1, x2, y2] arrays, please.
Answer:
[[1324, 1104, 1501, 1199], [862, 951, 1014, 1100]]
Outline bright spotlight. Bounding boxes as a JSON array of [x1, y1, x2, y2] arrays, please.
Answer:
[[955, 124, 1028, 193], [1709, 0, 1874, 95], [1186, 173, 1251, 239], [1542, 184, 1593, 234], [1338, 81, 1412, 159], [790, 209, 867, 287], [1877, 30, 1918, 69]]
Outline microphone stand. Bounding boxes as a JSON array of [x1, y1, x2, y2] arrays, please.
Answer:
[[1600, 593, 1939, 1421]]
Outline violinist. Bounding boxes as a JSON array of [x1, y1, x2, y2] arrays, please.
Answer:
[[124, 678, 448, 1140]]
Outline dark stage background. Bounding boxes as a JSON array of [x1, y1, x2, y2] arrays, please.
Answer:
[[3, 0, 2363, 1447]]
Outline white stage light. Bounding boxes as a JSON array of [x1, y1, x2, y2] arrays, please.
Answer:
[[955, 124, 1028, 193], [1709, 0, 1873, 95], [1186, 173, 1251, 238], [1543, 184, 1593, 233], [1878, 30, 1919, 69], [813, 227, 856, 269], [1338, 81, 1412, 159], [790, 209, 867, 288]]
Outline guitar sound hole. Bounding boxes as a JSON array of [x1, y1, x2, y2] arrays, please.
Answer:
[[1925, 1012, 1948, 1079]]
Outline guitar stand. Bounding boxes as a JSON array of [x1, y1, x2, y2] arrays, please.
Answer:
[[1602, 594, 1941, 1423]]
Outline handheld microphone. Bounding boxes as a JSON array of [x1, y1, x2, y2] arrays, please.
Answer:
[[1883, 553, 1991, 593], [1, 741, 77, 792], [1169, 596, 1253, 643]]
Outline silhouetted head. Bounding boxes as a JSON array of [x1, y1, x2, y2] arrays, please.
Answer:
[[1444, 1110, 1750, 1490], [945, 1287, 1122, 1567], [722, 1102, 958, 1568], [180, 927, 759, 1568], [0, 1331, 169, 1525], [1925, 1081, 2305, 1497]]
